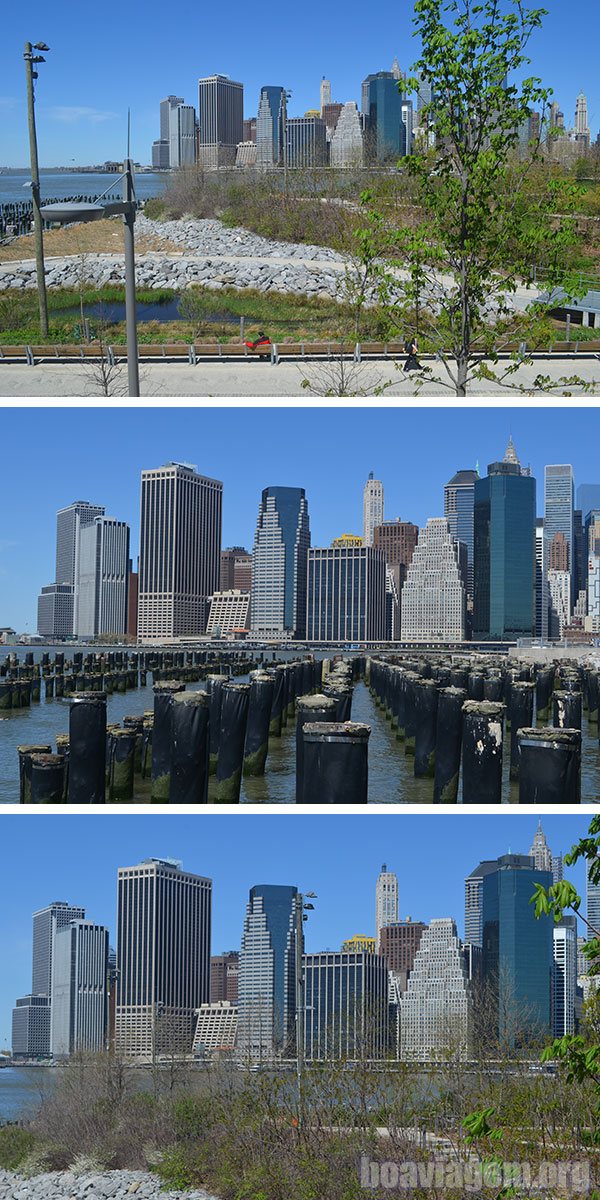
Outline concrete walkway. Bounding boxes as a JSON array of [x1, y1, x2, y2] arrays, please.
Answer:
[[0, 356, 598, 397]]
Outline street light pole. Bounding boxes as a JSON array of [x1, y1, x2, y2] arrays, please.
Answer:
[[24, 41, 49, 337], [122, 158, 140, 396], [294, 890, 316, 1133]]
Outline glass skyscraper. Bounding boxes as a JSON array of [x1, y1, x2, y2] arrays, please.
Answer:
[[238, 884, 299, 1062], [250, 486, 310, 639], [367, 73, 406, 161], [444, 469, 478, 600], [473, 442, 536, 640], [256, 86, 284, 168], [543, 464, 575, 624], [481, 855, 553, 1046]]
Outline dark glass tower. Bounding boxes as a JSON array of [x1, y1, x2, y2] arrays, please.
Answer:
[[251, 486, 310, 639], [367, 73, 406, 161], [238, 884, 299, 1061], [481, 855, 553, 1046], [444, 469, 478, 600], [473, 442, 536, 640]]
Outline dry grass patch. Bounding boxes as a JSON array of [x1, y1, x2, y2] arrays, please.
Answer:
[[0, 218, 181, 263]]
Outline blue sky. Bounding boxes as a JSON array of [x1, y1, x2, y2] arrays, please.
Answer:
[[2, 406, 600, 633], [0, 811, 590, 1048], [1, 1, 598, 166]]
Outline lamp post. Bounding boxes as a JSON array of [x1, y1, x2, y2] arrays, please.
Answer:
[[281, 90, 292, 193], [40, 158, 140, 395], [294, 890, 316, 1131], [24, 40, 50, 338]]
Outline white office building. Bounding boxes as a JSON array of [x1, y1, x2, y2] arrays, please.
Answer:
[[552, 919, 577, 1037], [363, 473, 384, 546], [115, 858, 212, 1060], [198, 75, 243, 169], [330, 102, 364, 167], [400, 919, 472, 1060], [169, 104, 197, 168], [51, 920, 109, 1057], [400, 518, 466, 642], [138, 462, 222, 641], [376, 864, 399, 951], [192, 1001, 238, 1057], [250, 487, 310, 640], [547, 569, 571, 638], [76, 516, 130, 640], [206, 590, 250, 637]]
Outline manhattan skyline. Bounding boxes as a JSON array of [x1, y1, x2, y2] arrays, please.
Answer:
[[1, 0, 599, 166], [2, 407, 600, 632], [0, 812, 589, 1049]]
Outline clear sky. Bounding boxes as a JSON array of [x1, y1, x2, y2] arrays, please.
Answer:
[[0, 811, 590, 1049], [1, 1, 598, 167], [2, 405, 600, 633]]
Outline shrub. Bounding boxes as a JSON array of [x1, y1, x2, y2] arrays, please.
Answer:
[[69, 1151, 109, 1175], [0, 1126, 36, 1170]]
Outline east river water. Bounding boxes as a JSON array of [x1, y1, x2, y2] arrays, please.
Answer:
[[1, 647, 599, 803], [0, 171, 166, 208]]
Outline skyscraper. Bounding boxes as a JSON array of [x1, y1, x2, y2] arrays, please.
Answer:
[[529, 823, 553, 873], [367, 73, 406, 161], [464, 861, 498, 948], [329, 102, 364, 167], [319, 77, 332, 114], [306, 544, 386, 642], [552, 918, 577, 1037], [115, 858, 211, 1060], [210, 952, 240, 1004], [75, 516, 130, 640], [587, 858, 600, 932], [198, 75, 244, 169], [237, 885, 299, 1062], [11, 996, 51, 1059], [473, 441, 536, 640], [286, 117, 328, 168], [169, 103, 197, 168], [375, 864, 399, 950], [575, 91, 591, 148], [379, 919, 427, 993], [138, 462, 222, 640], [303, 951, 390, 1060], [256, 87, 284, 168], [400, 919, 472, 1060], [38, 500, 105, 638], [51, 920, 109, 1057], [400, 518, 466, 642], [32, 901, 86, 998], [543, 465, 575, 630], [481, 855, 553, 1046], [363, 473, 384, 546], [160, 95, 184, 143], [250, 486, 310, 639], [444, 469, 478, 600]]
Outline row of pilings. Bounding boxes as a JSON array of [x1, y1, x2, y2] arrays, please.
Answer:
[[17, 655, 369, 803], [0, 648, 256, 710], [367, 655, 600, 803]]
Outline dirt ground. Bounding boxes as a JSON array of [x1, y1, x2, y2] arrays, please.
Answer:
[[0, 218, 180, 263]]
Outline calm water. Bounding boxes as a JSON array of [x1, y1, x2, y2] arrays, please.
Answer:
[[1, 648, 599, 802], [58, 300, 239, 324], [0, 1066, 58, 1122], [0, 171, 166, 208]]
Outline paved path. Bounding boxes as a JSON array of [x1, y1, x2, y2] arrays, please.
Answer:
[[0, 356, 598, 396]]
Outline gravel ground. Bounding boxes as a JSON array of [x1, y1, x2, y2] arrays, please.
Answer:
[[0, 1169, 220, 1200]]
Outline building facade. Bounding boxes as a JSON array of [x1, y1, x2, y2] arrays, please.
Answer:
[[303, 951, 390, 1060], [329, 102, 364, 167], [367, 73, 406, 161], [306, 544, 386, 642], [543, 465, 575, 632], [138, 462, 222, 641], [250, 487, 310, 640], [400, 919, 472, 1060], [400, 518, 466, 642], [169, 103, 197, 168], [76, 516, 130, 640], [206, 590, 250, 637], [50, 920, 109, 1057], [286, 117, 328, 168], [444, 469, 478, 600], [256, 86, 284, 168], [37, 584, 74, 639], [192, 1001, 238, 1057], [238, 885, 298, 1063], [552, 918, 577, 1037], [11, 996, 51, 1059], [473, 442, 536, 641], [375, 864, 399, 950], [363, 474, 384, 546], [210, 951, 240, 1004], [198, 75, 244, 169], [115, 858, 212, 1060]]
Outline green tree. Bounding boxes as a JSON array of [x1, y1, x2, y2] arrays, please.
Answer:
[[367, 0, 585, 395]]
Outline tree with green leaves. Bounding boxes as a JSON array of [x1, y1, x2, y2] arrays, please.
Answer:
[[366, 0, 587, 395]]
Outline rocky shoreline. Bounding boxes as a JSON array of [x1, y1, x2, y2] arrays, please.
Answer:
[[0, 1169, 220, 1200], [0, 215, 349, 299]]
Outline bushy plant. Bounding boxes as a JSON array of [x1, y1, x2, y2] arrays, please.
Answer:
[[0, 1126, 36, 1170]]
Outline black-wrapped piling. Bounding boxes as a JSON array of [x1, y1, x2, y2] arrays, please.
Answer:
[[108, 729, 137, 801], [517, 727, 581, 803], [462, 701, 505, 804], [68, 692, 107, 803], [29, 754, 67, 803], [243, 674, 275, 777], [300, 721, 370, 803], [215, 683, 251, 803], [295, 693, 338, 803], [553, 690, 582, 731], [509, 682, 535, 781], [18, 744, 52, 803], [433, 687, 467, 803], [536, 667, 555, 722], [413, 680, 439, 779], [151, 681, 186, 801], [206, 674, 226, 774], [170, 691, 210, 804]]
